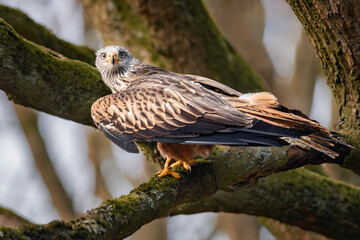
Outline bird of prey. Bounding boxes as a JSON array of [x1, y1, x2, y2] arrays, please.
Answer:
[[92, 45, 341, 179]]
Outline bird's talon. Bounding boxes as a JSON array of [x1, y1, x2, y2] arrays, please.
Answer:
[[169, 160, 193, 171], [156, 168, 181, 179]]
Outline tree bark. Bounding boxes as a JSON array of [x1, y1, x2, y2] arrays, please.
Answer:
[[0, 153, 357, 239], [170, 168, 360, 239], [285, 0, 360, 146]]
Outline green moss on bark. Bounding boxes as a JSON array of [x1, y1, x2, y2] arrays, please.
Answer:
[[0, 141, 349, 239], [171, 168, 360, 239], [0, 4, 95, 65], [286, 0, 360, 159], [0, 18, 109, 125]]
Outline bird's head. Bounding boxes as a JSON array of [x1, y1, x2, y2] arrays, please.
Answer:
[[95, 45, 136, 92]]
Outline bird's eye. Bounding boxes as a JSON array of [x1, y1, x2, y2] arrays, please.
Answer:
[[101, 53, 106, 59], [119, 51, 126, 59]]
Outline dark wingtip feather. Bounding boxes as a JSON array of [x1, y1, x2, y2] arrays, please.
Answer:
[[102, 127, 139, 153]]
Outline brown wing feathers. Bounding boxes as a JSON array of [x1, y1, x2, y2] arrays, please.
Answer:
[[91, 84, 256, 151], [92, 70, 342, 158]]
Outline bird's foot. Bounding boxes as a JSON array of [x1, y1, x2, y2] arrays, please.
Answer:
[[169, 160, 194, 172], [156, 167, 181, 179]]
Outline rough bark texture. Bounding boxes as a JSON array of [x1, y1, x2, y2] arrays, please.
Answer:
[[286, 0, 360, 164]]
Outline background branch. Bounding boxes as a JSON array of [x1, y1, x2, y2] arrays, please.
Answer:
[[81, 0, 265, 92], [14, 105, 76, 221]]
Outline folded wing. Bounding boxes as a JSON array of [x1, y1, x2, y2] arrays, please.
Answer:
[[92, 72, 343, 158]]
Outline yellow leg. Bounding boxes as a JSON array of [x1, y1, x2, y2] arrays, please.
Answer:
[[156, 158, 181, 179], [169, 160, 194, 171]]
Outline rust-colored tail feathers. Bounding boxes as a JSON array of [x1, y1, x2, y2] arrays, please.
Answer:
[[228, 92, 345, 158]]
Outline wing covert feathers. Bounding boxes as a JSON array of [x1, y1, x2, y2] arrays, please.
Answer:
[[91, 85, 252, 152]]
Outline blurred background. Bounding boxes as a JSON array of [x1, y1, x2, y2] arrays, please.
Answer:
[[0, 0, 355, 239]]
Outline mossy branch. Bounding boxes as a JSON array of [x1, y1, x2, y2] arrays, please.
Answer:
[[0, 144, 353, 239], [171, 168, 360, 240], [0, 206, 30, 228], [0, 18, 110, 126], [0, 4, 95, 65], [285, 0, 360, 170]]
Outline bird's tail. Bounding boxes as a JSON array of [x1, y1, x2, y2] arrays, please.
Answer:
[[228, 92, 350, 158]]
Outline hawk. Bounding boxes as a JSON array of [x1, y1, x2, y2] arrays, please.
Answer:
[[92, 45, 341, 179]]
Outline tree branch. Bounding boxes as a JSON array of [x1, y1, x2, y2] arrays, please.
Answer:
[[170, 168, 360, 240], [285, 0, 360, 170], [0, 206, 29, 228], [0, 143, 351, 239], [0, 4, 95, 65], [14, 105, 76, 220], [0, 18, 109, 126], [128, 0, 265, 92]]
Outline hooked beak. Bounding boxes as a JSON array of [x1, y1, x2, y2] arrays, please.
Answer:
[[106, 52, 120, 65], [111, 54, 116, 65]]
